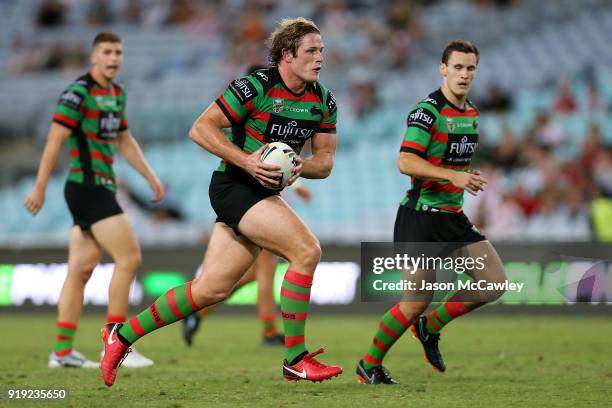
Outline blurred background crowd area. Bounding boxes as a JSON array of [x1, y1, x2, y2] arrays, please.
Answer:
[[0, 0, 611, 246]]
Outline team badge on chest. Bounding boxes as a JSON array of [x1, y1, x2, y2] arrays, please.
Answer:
[[446, 118, 456, 132], [272, 98, 284, 113]]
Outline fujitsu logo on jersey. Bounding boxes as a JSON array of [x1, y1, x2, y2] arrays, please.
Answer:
[[59, 90, 83, 109], [270, 120, 315, 140], [442, 134, 479, 165], [99, 111, 121, 139], [101, 115, 120, 131], [449, 136, 478, 155], [409, 108, 434, 125], [229, 77, 257, 103], [61, 91, 82, 105], [233, 79, 253, 98], [265, 116, 318, 148]]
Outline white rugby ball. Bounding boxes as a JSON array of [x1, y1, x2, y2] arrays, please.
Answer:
[[260, 142, 297, 190]]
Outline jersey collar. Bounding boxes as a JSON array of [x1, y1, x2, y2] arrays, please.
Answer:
[[86, 71, 115, 90], [436, 88, 469, 113], [275, 66, 309, 97]]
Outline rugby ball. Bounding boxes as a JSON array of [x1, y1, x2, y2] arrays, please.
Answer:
[[260, 142, 297, 190]]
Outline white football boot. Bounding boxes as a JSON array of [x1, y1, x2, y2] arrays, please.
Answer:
[[48, 350, 98, 368]]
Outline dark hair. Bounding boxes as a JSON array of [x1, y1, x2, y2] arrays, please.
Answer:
[[92, 31, 122, 48], [266, 17, 320, 66], [441, 39, 479, 64]]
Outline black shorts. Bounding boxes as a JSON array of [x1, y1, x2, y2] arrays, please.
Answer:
[[393, 205, 486, 244], [209, 170, 278, 233], [64, 181, 123, 230]]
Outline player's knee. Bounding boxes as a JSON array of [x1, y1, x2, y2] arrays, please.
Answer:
[[190, 278, 233, 305], [81, 267, 95, 282], [69, 258, 98, 284], [116, 251, 142, 274], [204, 292, 228, 305], [73, 267, 95, 285], [295, 240, 321, 271], [197, 286, 232, 305]]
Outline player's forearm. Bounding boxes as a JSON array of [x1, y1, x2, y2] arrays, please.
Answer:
[[33, 135, 64, 190], [119, 136, 157, 181], [300, 152, 334, 179], [189, 120, 249, 169], [398, 153, 455, 182]]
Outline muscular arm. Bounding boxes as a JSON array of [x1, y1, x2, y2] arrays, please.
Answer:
[[24, 123, 71, 215], [398, 152, 455, 182], [300, 132, 336, 179], [117, 129, 165, 202], [398, 152, 487, 196], [189, 103, 280, 185], [189, 103, 250, 169]]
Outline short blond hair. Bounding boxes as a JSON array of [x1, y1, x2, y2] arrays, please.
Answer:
[[266, 17, 320, 66]]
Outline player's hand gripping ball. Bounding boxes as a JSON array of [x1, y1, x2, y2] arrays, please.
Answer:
[[260, 142, 297, 190]]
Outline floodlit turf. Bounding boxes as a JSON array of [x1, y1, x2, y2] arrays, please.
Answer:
[[0, 312, 610, 407]]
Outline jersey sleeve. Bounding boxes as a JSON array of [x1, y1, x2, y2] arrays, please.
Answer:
[[316, 90, 337, 134], [52, 85, 86, 130], [400, 104, 437, 158], [215, 75, 260, 125]]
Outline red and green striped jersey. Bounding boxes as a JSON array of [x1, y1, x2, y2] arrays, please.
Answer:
[[400, 89, 479, 213], [214, 67, 337, 173], [52, 73, 128, 192]]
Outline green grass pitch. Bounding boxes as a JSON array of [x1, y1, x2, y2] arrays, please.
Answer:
[[0, 312, 610, 407]]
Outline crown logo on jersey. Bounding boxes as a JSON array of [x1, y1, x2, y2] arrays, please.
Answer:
[[272, 98, 284, 113], [95, 95, 117, 110]]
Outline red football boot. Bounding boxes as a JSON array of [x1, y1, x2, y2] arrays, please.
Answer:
[[282, 348, 343, 382], [100, 323, 131, 387]]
